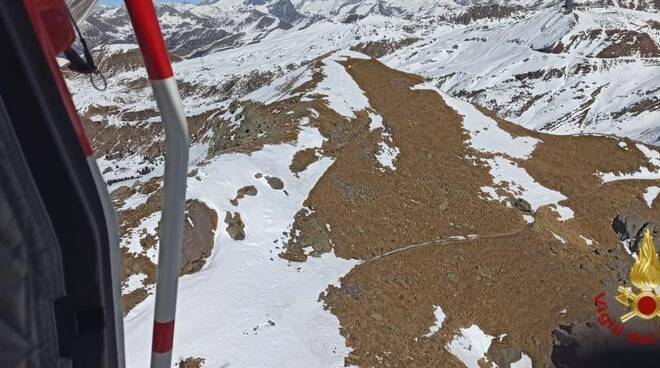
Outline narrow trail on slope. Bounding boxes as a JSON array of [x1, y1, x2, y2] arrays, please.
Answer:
[[358, 222, 535, 267], [331, 58, 651, 269], [356, 178, 631, 268]]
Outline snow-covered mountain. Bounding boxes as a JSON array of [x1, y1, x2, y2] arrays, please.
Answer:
[[82, 2, 300, 57], [64, 1, 660, 367], [74, 49, 660, 368], [386, 7, 660, 144], [77, 0, 660, 144]]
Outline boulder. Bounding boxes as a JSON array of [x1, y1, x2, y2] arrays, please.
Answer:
[[266, 176, 285, 190], [486, 336, 523, 368], [180, 200, 218, 275], [231, 185, 258, 206], [225, 211, 246, 240], [513, 198, 532, 213]]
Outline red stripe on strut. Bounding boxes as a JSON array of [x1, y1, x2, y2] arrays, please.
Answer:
[[124, 0, 174, 80], [152, 321, 175, 353]]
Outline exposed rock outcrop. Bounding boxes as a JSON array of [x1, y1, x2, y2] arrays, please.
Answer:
[[231, 185, 258, 206], [117, 194, 218, 314], [612, 213, 657, 252], [266, 176, 285, 190], [180, 200, 219, 276], [225, 211, 246, 241]]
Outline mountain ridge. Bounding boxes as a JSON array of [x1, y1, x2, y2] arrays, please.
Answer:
[[76, 1, 660, 145]]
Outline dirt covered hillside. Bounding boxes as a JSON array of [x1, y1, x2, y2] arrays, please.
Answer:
[[298, 57, 660, 367], [75, 48, 659, 366]]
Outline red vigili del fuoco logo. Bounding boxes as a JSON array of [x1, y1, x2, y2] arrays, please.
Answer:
[[594, 229, 660, 345]]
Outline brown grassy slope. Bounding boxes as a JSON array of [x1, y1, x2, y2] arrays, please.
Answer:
[[481, 107, 658, 247], [283, 59, 526, 262], [287, 58, 660, 367]]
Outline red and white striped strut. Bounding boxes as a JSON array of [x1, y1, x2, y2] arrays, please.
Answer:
[[124, 1, 190, 367]]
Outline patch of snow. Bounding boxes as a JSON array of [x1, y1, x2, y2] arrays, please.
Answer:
[[297, 121, 326, 147], [599, 167, 660, 182], [331, 49, 371, 61], [510, 353, 534, 368], [368, 111, 400, 171], [621, 239, 635, 256], [123, 126, 358, 368], [423, 305, 447, 337], [485, 157, 573, 221], [643, 186, 660, 207], [446, 325, 495, 368], [580, 235, 595, 246], [123, 273, 147, 295], [219, 104, 245, 130], [56, 57, 69, 67], [598, 144, 660, 182], [551, 204, 575, 222], [438, 88, 540, 160], [523, 214, 535, 224], [481, 186, 505, 202], [637, 144, 660, 167], [310, 52, 370, 119], [121, 190, 155, 211], [376, 142, 400, 171], [368, 112, 385, 132], [122, 211, 161, 256], [99, 153, 164, 190], [552, 232, 567, 244], [243, 65, 313, 105]]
